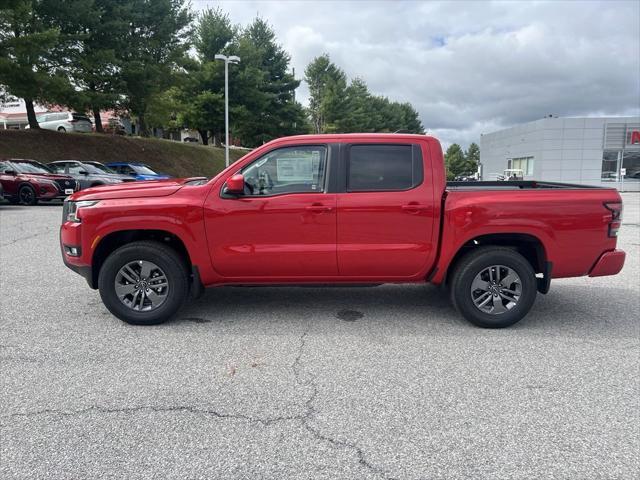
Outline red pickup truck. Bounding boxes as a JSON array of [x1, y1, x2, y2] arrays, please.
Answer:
[[60, 134, 625, 328]]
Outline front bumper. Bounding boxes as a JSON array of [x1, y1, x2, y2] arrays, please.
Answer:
[[62, 253, 94, 287], [588, 249, 626, 277], [60, 222, 95, 288]]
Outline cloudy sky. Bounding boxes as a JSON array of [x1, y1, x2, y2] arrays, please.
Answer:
[[195, 0, 640, 147]]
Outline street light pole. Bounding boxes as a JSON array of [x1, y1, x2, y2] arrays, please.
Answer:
[[214, 54, 240, 168]]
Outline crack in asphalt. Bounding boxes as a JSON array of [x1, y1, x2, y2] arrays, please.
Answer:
[[4, 328, 398, 480], [0, 227, 53, 247], [292, 328, 399, 480], [5, 404, 301, 426]]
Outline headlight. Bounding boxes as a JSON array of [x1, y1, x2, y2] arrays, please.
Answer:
[[65, 200, 100, 223]]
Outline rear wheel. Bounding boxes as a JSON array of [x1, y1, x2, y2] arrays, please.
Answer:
[[18, 184, 38, 206], [450, 247, 537, 328], [98, 241, 189, 325], [57, 126, 66, 133]]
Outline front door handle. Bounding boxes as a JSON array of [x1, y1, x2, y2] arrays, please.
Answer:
[[401, 204, 429, 213], [306, 204, 333, 213]]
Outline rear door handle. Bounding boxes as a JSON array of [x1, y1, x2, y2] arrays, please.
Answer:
[[306, 204, 333, 213]]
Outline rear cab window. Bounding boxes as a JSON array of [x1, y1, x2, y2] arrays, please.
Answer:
[[347, 144, 423, 192]]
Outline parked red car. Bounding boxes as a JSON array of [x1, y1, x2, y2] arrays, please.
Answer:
[[1, 159, 79, 205], [60, 134, 625, 328]]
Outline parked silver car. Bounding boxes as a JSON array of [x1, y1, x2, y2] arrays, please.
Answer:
[[31, 112, 93, 133], [48, 160, 136, 189]]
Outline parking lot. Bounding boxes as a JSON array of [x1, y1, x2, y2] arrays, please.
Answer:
[[1, 194, 638, 479]]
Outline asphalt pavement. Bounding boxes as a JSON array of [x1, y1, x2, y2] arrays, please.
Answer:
[[1, 194, 638, 479]]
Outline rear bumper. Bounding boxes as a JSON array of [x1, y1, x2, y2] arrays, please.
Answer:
[[588, 249, 626, 277]]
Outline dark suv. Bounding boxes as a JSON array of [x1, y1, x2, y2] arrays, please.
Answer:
[[0, 159, 79, 205], [48, 160, 135, 190]]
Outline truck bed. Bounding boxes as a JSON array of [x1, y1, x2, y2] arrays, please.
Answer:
[[446, 180, 605, 190]]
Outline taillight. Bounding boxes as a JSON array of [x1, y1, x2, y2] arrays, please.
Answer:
[[604, 202, 623, 238]]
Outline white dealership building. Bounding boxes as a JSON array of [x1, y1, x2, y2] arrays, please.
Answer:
[[480, 116, 640, 191]]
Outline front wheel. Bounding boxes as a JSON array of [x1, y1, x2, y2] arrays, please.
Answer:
[[18, 184, 38, 206], [450, 247, 537, 328], [98, 241, 189, 325]]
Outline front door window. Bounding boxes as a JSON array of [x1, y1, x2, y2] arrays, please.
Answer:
[[241, 146, 327, 196]]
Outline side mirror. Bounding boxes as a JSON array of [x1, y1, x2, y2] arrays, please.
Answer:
[[3, 169, 17, 176], [224, 174, 245, 195]]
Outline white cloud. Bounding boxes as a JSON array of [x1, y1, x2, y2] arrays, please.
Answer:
[[195, 0, 640, 147]]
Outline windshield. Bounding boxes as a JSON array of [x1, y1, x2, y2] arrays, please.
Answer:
[[11, 160, 54, 174], [84, 162, 117, 174], [76, 163, 108, 174], [132, 164, 159, 175]]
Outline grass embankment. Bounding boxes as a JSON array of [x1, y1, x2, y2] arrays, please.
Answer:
[[0, 129, 247, 177]]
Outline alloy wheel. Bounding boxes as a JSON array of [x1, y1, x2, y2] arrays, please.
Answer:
[[470, 265, 522, 315], [19, 187, 35, 205], [114, 260, 169, 311]]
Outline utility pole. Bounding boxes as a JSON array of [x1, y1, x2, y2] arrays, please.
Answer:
[[214, 54, 241, 168]]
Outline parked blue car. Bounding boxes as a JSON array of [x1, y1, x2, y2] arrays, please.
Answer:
[[106, 162, 171, 181]]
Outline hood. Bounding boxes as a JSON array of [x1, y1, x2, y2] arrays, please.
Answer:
[[19, 172, 75, 181], [136, 174, 171, 180], [68, 177, 199, 201], [70, 173, 126, 183]]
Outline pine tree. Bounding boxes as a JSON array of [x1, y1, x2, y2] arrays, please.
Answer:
[[444, 143, 467, 180], [0, 0, 74, 128], [465, 142, 480, 176]]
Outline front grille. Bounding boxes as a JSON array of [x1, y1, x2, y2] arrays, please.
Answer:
[[55, 179, 79, 192]]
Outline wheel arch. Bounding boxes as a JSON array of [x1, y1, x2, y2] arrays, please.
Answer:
[[444, 233, 549, 287], [90, 229, 193, 289], [17, 181, 37, 199]]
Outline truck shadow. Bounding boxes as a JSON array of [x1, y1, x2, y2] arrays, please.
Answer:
[[173, 283, 638, 340]]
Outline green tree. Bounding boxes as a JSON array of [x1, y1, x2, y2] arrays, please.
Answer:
[[38, 0, 129, 131], [304, 53, 348, 133], [145, 86, 184, 137], [178, 8, 233, 145], [181, 14, 307, 147], [194, 7, 235, 62], [0, 0, 73, 128], [465, 142, 480, 176], [304, 54, 423, 134], [444, 143, 467, 180], [229, 17, 308, 146], [118, 0, 192, 136]]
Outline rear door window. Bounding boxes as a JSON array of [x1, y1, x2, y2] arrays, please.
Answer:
[[347, 144, 423, 192]]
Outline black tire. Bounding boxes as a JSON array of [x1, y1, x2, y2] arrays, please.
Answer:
[[57, 126, 66, 132], [18, 184, 38, 206], [98, 241, 189, 325], [450, 247, 537, 328]]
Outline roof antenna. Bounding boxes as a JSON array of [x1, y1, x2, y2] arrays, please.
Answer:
[[394, 129, 412, 134]]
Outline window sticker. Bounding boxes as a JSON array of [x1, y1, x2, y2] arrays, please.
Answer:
[[277, 155, 315, 182]]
